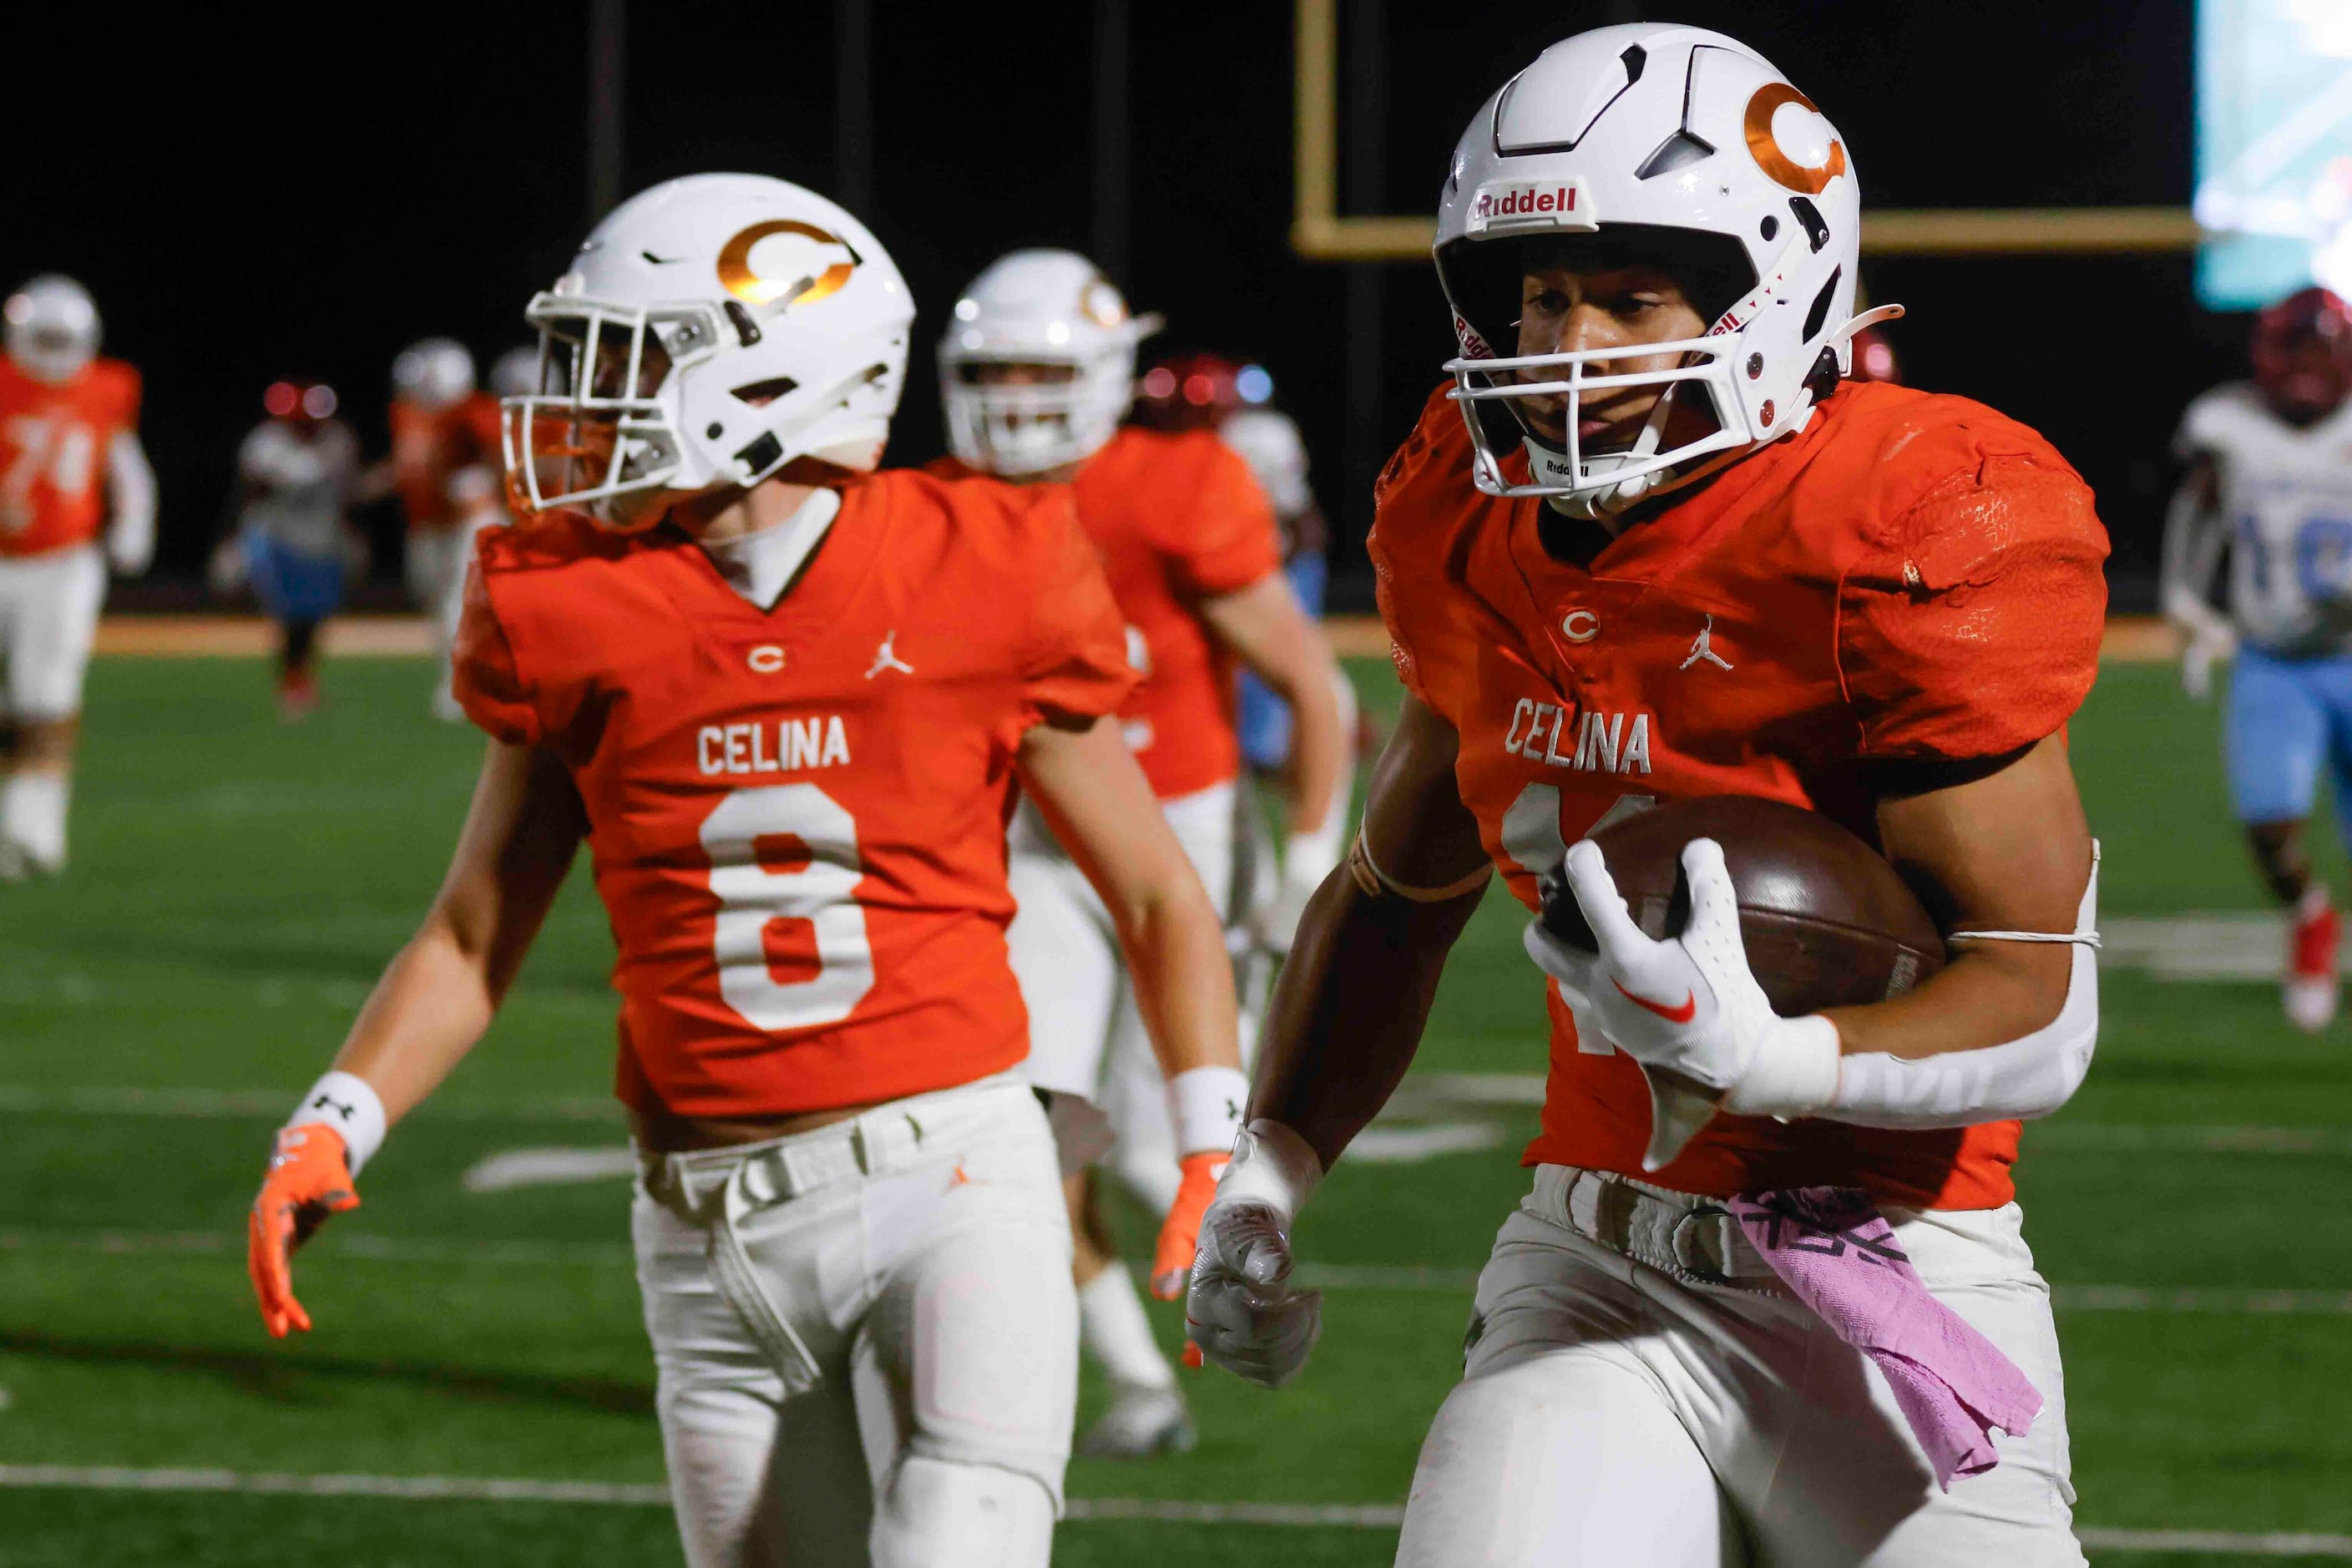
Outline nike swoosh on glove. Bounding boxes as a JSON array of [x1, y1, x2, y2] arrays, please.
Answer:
[[1523, 836, 1838, 1170], [1185, 1197, 1323, 1388], [247, 1124, 360, 1338]]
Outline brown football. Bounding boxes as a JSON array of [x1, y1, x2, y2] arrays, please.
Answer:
[[1539, 796, 1945, 1014]]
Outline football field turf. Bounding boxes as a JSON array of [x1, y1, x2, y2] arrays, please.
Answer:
[[1, 649, 2347, 1565]]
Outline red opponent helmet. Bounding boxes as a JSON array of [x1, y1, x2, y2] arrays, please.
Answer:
[[1134, 351, 1276, 432], [2252, 286, 2352, 424]]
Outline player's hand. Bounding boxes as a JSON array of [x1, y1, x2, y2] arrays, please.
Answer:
[[1254, 834, 1339, 959], [1151, 1151, 1227, 1298], [1185, 1195, 1323, 1388], [1525, 837, 1835, 1169], [2181, 627, 2234, 701], [247, 1124, 360, 1338]]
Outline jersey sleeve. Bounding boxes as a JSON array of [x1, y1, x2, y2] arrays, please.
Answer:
[[1019, 488, 1140, 727], [1166, 439, 1283, 598], [450, 554, 544, 746], [1368, 384, 1471, 707], [1838, 448, 2110, 760], [2172, 387, 2236, 464]]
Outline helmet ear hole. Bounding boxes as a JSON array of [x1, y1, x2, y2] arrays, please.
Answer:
[[1802, 266, 1842, 343]]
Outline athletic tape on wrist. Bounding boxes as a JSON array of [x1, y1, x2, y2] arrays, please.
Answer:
[[1170, 1065, 1250, 1157], [286, 1070, 387, 1176], [1214, 1119, 1324, 1219]]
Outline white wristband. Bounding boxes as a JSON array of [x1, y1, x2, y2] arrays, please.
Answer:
[[1170, 1065, 1250, 1156], [286, 1070, 387, 1176], [1722, 1014, 1843, 1120], [1214, 1119, 1324, 1221]]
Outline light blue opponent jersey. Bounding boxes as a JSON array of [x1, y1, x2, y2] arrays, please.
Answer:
[[2177, 384, 2352, 655]]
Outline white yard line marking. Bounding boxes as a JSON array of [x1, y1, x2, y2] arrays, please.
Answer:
[[0, 1465, 2340, 1553], [3, 1228, 2344, 1314], [2076, 1529, 2352, 1558], [0, 1086, 618, 1122], [7, 1079, 2345, 1160], [1344, 1123, 1509, 1163], [463, 1147, 640, 1193]]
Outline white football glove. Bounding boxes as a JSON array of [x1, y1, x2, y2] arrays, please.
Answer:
[[1523, 837, 1840, 1169], [1253, 830, 1341, 959], [2181, 625, 2234, 701], [1185, 1120, 1324, 1389]]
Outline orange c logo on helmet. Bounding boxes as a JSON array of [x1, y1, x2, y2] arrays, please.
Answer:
[[1743, 83, 1846, 196], [716, 220, 857, 308]]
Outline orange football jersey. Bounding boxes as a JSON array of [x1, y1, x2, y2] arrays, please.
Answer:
[[390, 392, 503, 531], [931, 426, 1282, 799], [453, 470, 1136, 1118], [1373, 380, 2109, 1209], [0, 357, 140, 559]]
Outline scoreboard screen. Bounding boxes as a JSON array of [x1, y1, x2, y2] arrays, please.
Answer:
[[2195, 0, 2352, 310]]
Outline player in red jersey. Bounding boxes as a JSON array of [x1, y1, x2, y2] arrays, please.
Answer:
[[1188, 26, 2107, 1565], [244, 175, 1244, 1568], [0, 275, 154, 878], [933, 250, 1349, 1456], [385, 338, 506, 720]]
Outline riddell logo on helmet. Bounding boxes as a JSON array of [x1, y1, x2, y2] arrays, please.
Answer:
[[1468, 178, 1596, 235]]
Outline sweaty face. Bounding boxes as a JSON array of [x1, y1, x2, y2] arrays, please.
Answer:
[[1513, 265, 1710, 454]]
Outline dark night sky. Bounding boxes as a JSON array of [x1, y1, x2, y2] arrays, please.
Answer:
[[5, 2, 2228, 607]]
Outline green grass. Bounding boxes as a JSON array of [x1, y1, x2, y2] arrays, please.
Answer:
[[0, 655, 2345, 1565]]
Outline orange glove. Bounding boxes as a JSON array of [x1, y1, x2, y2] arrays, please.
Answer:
[[247, 1124, 360, 1338], [1151, 1150, 1227, 1300]]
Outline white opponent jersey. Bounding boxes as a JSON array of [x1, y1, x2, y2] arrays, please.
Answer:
[[2173, 383, 2352, 654]]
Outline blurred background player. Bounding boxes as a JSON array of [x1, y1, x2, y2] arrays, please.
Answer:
[[246, 173, 1247, 1567], [219, 379, 362, 721], [384, 337, 504, 720], [2164, 285, 2352, 1030], [934, 250, 1350, 1457], [1135, 354, 1362, 959], [0, 275, 154, 878]]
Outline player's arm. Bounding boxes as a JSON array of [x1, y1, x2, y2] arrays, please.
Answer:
[[1017, 713, 1245, 1294], [1197, 573, 1349, 836], [1531, 735, 2098, 1166], [1187, 692, 1490, 1387], [246, 740, 584, 1338], [2159, 455, 2234, 695], [1198, 574, 1356, 952], [104, 430, 156, 576]]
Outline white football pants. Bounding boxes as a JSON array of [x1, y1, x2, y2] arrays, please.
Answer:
[[631, 1074, 1075, 1568], [0, 544, 105, 721], [1397, 1166, 2083, 1568], [403, 515, 493, 716]]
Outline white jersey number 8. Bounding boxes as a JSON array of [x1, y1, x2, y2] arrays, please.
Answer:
[[701, 783, 874, 1032]]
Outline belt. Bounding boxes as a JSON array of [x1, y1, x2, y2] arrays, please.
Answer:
[[639, 1075, 1029, 1219], [1531, 1165, 1778, 1289]]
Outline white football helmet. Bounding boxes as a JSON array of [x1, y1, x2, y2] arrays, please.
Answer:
[[4, 275, 100, 384], [504, 173, 913, 518], [1220, 408, 1313, 518], [1435, 24, 1900, 518], [487, 346, 541, 400], [392, 338, 476, 409], [938, 249, 1163, 476]]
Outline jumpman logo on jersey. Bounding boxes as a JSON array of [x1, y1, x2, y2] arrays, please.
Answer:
[[1680, 615, 1733, 671], [865, 631, 915, 680]]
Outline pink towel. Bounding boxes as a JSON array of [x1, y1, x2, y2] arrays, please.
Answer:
[[1729, 1187, 2043, 1490]]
